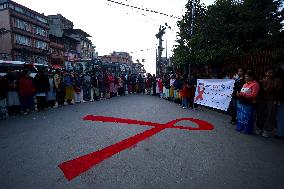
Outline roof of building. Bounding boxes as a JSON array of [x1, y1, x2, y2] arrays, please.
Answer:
[[1, 0, 48, 19], [48, 14, 73, 25], [64, 29, 91, 38]]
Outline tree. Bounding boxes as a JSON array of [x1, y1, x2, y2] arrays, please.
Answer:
[[173, 0, 284, 70]]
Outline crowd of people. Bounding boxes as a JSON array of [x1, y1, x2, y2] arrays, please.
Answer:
[[0, 67, 283, 138], [229, 68, 283, 138], [0, 68, 147, 118]]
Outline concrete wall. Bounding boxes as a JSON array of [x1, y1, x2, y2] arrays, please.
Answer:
[[0, 9, 12, 59]]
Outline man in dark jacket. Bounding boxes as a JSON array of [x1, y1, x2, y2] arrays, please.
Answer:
[[231, 68, 245, 125]]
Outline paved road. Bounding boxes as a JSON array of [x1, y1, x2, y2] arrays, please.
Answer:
[[0, 94, 284, 189]]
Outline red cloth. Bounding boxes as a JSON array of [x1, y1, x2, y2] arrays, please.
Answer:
[[158, 79, 163, 92], [181, 84, 190, 98], [19, 77, 35, 96], [146, 79, 151, 88], [239, 81, 260, 103]]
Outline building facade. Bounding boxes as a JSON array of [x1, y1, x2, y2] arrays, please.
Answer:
[[100, 51, 133, 65], [49, 34, 65, 67], [0, 0, 49, 65], [48, 14, 93, 70]]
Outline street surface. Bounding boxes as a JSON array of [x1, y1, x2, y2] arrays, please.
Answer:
[[0, 94, 284, 189]]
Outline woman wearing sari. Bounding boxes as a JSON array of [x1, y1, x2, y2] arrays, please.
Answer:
[[236, 70, 260, 134]]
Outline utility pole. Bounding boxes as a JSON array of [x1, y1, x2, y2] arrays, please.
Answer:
[[155, 25, 166, 76], [188, 0, 196, 79]]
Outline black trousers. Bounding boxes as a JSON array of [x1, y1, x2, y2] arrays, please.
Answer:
[[36, 96, 46, 110]]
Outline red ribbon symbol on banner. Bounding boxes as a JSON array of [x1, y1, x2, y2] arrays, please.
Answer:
[[195, 85, 205, 101], [58, 115, 214, 181]]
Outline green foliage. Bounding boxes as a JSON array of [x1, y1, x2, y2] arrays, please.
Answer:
[[172, 0, 284, 67]]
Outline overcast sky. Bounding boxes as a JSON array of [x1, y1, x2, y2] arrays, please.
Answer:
[[15, 0, 215, 74]]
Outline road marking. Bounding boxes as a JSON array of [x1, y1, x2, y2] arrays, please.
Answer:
[[58, 115, 214, 181]]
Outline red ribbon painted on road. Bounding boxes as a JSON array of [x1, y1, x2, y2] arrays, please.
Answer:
[[58, 115, 214, 181]]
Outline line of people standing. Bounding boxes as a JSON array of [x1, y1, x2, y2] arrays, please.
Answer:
[[231, 67, 283, 138], [0, 69, 149, 119], [145, 73, 197, 109]]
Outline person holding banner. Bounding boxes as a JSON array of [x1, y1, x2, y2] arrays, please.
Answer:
[[231, 68, 245, 125], [236, 70, 260, 134]]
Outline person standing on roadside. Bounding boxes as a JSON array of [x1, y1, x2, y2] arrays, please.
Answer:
[[0, 75, 8, 119], [19, 70, 35, 114], [256, 68, 282, 137], [230, 68, 246, 125], [6, 69, 21, 116], [64, 71, 74, 105], [236, 70, 260, 135], [34, 70, 50, 111], [46, 71, 56, 108]]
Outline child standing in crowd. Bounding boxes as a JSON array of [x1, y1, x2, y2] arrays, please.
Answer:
[[181, 80, 190, 109], [0, 75, 8, 119], [19, 70, 35, 114], [236, 70, 260, 134]]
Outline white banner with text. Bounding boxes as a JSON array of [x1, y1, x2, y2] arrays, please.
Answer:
[[194, 79, 235, 111]]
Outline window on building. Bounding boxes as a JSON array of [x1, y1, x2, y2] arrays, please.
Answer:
[[9, 3, 14, 9], [34, 26, 47, 37], [14, 18, 31, 32], [0, 3, 8, 10], [35, 15, 48, 24], [15, 34, 32, 47], [25, 11, 31, 17], [15, 6, 24, 13], [34, 56, 48, 65], [35, 40, 48, 50]]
